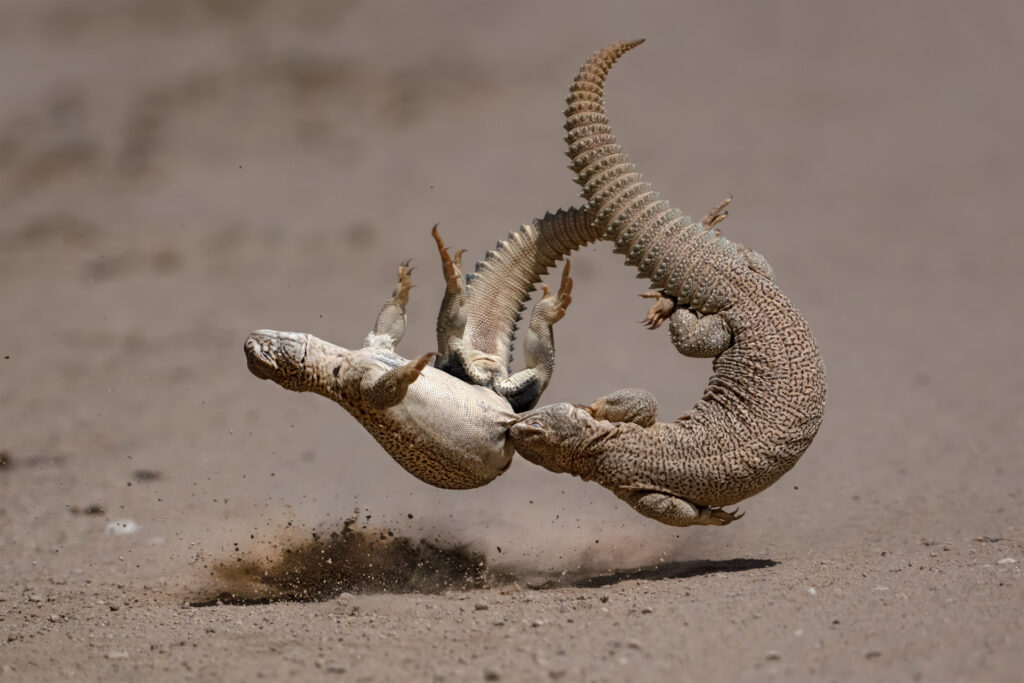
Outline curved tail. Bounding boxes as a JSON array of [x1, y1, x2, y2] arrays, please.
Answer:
[[565, 40, 742, 312], [462, 206, 600, 366]]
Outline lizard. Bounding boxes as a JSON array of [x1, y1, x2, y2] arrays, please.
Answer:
[[244, 207, 603, 489], [509, 40, 827, 527]]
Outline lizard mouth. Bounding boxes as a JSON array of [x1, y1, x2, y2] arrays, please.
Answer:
[[244, 334, 277, 380], [509, 413, 546, 441], [244, 330, 308, 381]]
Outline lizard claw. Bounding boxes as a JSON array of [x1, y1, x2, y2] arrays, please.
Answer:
[[396, 260, 415, 290], [640, 290, 676, 329], [706, 506, 744, 525], [431, 224, 464, 289], [554, 260, 573, 312], [700, 194, 732, 228], [535, 261, 573, 324]]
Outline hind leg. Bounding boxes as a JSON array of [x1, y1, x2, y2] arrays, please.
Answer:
[[612, 488, 744, 527], [494, 262, 573, 412], [432, 225, 469, 360]]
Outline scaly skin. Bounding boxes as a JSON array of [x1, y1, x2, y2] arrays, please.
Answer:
[[434, 207, 602, 411], [244, 208, 601, 489], [510, 40, 827, 526]]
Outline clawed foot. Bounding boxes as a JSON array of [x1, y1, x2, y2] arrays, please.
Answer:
[[431, 224, 466, 291], [700, 194, 731, 230], [394, 258, 415, 300], [703, 506, 744, 526], [534, 261, 573, 324], [639, 290, 676, 329]]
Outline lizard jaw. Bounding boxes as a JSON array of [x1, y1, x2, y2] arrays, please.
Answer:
[[244, 330, 309, 382]]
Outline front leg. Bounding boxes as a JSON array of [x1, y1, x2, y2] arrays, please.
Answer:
[[611, 488, 744, 527], [640, 292, 732, 358], [366, 260, 414, 351], [494, 262, 573, 412], [585, 387, 659, 427]]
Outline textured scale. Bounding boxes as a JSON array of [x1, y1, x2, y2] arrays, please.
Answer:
[[245, 207, 600, 491], [564, 39, 757, 312], [462, 207, 602, 368], [510, 40, 827, 525]]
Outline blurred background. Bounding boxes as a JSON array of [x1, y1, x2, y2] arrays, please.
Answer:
[[2, 0, 1022, 586]]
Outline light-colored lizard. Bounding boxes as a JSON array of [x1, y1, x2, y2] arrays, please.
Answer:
[[244, 208, 602, 489], [510, 40, 827, 526]]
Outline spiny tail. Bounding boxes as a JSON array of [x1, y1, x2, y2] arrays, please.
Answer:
[[565, 40, 739, 311], [463, 206, 601, 366]]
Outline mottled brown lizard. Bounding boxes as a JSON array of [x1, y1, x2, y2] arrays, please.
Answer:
[[510, 40, 827, 526]]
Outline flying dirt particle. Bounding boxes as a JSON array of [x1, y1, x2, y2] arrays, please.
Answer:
[[0, 451, 11, 469], [190, 517, 511, 605], [69, 504, 105, 515], [132, 469, 162, 482]]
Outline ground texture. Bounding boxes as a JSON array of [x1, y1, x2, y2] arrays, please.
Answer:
[[1, 2, 1022, 681]]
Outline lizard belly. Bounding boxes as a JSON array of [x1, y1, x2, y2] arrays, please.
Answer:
[[356, 362, 516, 490]]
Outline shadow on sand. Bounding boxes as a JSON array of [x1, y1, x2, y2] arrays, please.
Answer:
[[526, 557, 776, 590], [188, 518, 775, 606]]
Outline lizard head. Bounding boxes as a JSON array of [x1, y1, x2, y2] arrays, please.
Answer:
[[245, 330, 360, 394], [510, 403, 599, 474]]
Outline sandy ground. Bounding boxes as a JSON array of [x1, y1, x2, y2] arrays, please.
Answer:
[[2, 1, 1023, 681]]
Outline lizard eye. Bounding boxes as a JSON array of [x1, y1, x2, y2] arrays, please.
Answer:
[[527, 420, 543, 429]]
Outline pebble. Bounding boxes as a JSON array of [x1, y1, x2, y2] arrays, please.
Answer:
[[640, 607, 654, 614], [765, 650, 782, 661], [474, 602, 489, 611], [493, 617, 506, 626]]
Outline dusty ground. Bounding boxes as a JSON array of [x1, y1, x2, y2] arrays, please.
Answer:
[[2, 1, 1022, 681]]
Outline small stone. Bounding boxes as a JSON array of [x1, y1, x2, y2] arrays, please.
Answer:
[[765, 650, 782, 661], [599, 595, 609, 603], [626, 639, 642, 650], [109, 604, 119, 612], [492, 617, 506, 626], [28, 594, 42, 602], [531, 619, 545, 627], [325, 665, 346, 674], [483, 667, 501, 681], [47, 614, 60, 623], [866, 651, 882, 659], [996, 558, 1017, 565], [106, 651, 129, 660], [807, 587, 817, 596], [474, 602, 489, 611], [640, 607, 653, 614]]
